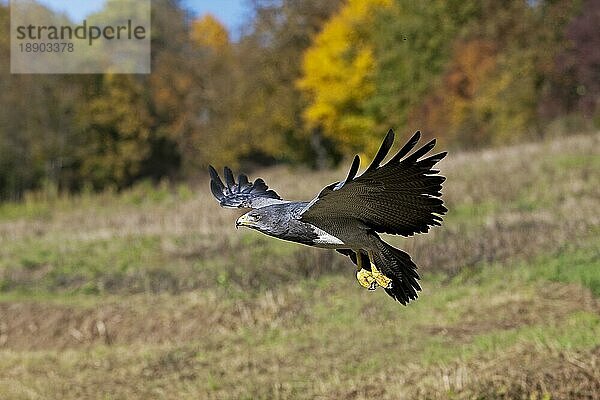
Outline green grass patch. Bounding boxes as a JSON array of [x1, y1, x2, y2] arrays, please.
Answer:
[[550, 153, 600, 170], [444, 200, 500, 225], [425, 311, 600, 364], [532, 244, 600, 296]]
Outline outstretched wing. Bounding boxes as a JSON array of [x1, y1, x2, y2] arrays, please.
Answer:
[[209, 166, 285, 209], [300, 130, 447, 236]]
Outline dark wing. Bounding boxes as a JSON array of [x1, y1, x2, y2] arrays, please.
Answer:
[[300, 129, 447, 236], [209, 166, 284, 209]]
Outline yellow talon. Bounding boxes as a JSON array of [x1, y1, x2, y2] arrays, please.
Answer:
[[370, 254, 393, 289], [356, 268, 377, 290], [354, 250, 378, 290]]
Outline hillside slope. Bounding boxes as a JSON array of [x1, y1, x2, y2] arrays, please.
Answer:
[[0, 133, 599, 399]]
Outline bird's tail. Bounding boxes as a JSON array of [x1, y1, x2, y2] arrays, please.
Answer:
[[372, 237, 421, 305]]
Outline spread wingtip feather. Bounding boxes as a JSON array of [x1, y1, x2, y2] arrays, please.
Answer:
[[346, 155, 361, 183], [365, 129, 395, 173], [208, 166, 282, 208], [388, 130, 421, 164]]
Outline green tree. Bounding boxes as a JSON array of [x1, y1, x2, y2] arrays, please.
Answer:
[[75, 75, 152, 189], [297, 0, 391, 157], [0, 3, 84, 199], [410, 0, 582, 146], [223, 0, 344, 167], [368, 0, 479, 137], [187, 13, 239, 169]]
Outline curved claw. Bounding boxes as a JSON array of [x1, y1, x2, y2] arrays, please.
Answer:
[[370, 262, 392, 289], [356, 268, 377, 290]]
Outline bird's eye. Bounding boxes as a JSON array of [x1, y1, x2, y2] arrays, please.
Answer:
[[247, 213, 260, 221]]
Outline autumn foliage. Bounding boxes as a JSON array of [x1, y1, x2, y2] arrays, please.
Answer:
[[297, 0, 391, 155], [0, 0, 597, 199]]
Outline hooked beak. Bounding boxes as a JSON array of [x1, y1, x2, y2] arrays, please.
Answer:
[[236, 214, 251, 229]]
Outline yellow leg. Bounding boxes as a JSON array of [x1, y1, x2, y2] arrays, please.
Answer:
[[368, 251, 393, 289], [355, 250, 377, 290]]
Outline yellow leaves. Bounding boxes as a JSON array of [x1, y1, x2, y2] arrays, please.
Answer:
[[191, 14, 230, 51], [297, 0, 391, 152]]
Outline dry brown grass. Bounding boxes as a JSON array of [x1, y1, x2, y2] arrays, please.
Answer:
[[0, 132, 598, 399], [327, 346, 600, 400], [0, 280, 596, 352], [0, 133, 596, 299]]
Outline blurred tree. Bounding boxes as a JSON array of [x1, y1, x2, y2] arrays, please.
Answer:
[[466, 0, 580, 144], [0, 0, 595, 201], [412, 40, 498, 146], [297, 0, 480, 155], [0, 4, 83, 199], [540, 0, 599, 123], [410, 0, 582, 147], [225, 0, 344, 168], [187, 13, 238, 169], [71, 0, 193, 187], [368, 0, 479, 140], [75, 75, 152, 189], [191, 14, 230, 50], [298, 0, 391, 157], [145, 0, 199, 179]]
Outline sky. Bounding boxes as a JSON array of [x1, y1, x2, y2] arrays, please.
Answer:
[[33, 0, 250, 38]]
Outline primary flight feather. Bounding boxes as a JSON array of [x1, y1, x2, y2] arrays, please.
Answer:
[[209, 129, 447, 305]]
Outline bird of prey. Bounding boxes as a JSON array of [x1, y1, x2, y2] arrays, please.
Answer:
[[209, 129, 447, 304]]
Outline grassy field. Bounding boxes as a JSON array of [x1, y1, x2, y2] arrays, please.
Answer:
[[0, 133, 599, 399]]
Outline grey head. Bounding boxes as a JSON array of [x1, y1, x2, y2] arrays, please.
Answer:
[[235, 206, 289, 238]]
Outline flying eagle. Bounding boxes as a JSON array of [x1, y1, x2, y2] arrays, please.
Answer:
[[209, 130, 447, 304]]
